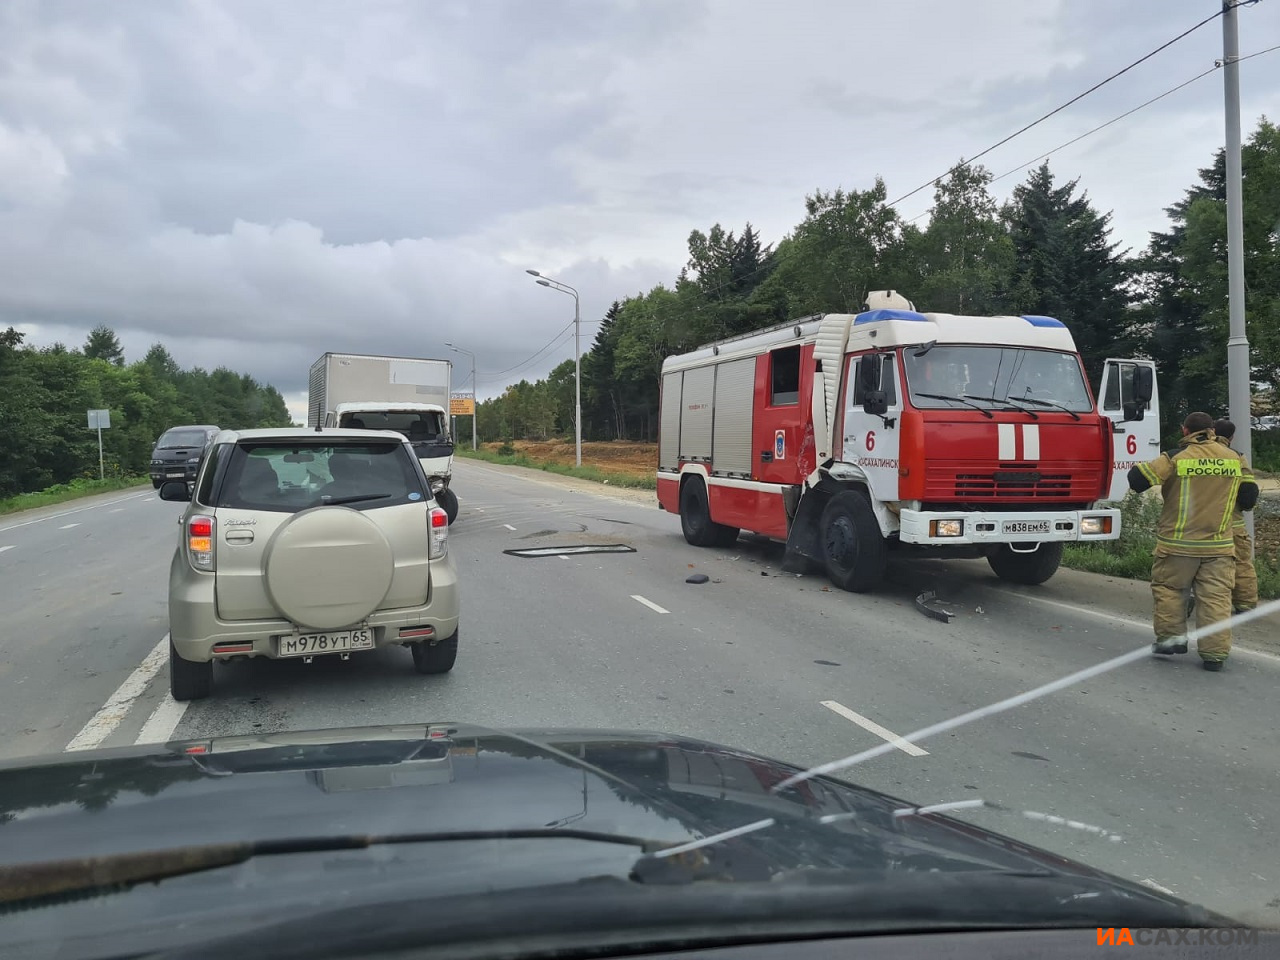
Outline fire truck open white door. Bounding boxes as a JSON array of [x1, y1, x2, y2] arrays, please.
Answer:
[[1096, 358, 1161, 501]]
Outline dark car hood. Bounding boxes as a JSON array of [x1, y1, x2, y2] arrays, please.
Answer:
[[0, 724, 1233, 954], [0, 724, 1192, 887]]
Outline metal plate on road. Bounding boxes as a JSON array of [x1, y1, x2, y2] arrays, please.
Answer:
[[1002, 520, 1051, 535], [278, 629, 374, 658], [503, 544, 636, 559]]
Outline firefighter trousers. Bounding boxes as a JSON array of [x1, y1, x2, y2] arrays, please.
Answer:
[[1232, 528, 1258, 612], [1151, 554, 1235, 662]]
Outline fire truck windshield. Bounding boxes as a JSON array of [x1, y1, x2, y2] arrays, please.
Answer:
[[903, 345, 1092, 413]]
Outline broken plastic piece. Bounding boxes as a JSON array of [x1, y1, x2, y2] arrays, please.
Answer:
[[915, 590, 954, 623]]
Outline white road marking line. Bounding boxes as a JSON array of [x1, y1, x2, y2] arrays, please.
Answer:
[[0, 545, 13, 555], [995, 590, 1280, 664], [109, 508, 125, 513], [135, 694, 189, 745], [820, 700, 929, 757], [65, 636, 170, 752], [558, 555, 570, 561], [0, 491, 150, 532], [143, 497, 154, 502], [632, 594, 669, 615], [475, 508, 485, 512], [59, 523, 81, 529], [503, 523, 516, 531]]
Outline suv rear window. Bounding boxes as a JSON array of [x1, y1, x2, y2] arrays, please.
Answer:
[[214, 441, 426, 513]]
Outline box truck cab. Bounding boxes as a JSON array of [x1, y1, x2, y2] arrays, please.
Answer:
[[308, 354, 459, 523]]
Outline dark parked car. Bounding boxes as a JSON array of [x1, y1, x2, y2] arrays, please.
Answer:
[[149, 424, 220, 488]]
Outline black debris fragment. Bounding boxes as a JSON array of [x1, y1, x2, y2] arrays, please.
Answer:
[[686, 573, 710, 584], [915, 590, 955, 623]]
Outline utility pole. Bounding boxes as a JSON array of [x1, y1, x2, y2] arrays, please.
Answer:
[[1221, 0, 1253, 541], [446, 343, 478, 450]]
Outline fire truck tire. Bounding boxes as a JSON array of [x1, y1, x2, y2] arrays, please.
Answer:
[[987, 542, 1063, 585], [819, 491, 885, 593], [680, 477, 740, 547]]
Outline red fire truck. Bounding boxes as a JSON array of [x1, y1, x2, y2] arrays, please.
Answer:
[[656, 291, 1160, 592]]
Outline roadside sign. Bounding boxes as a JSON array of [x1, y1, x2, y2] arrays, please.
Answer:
[[449, 395, 475, 416], [87, 409, 111, 479]]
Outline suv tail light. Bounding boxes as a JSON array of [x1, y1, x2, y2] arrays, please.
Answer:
[[428, 506, 448, 560], [188, 514, 215, 570]]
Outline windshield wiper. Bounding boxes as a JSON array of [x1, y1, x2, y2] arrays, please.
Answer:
[[1012, 396, 1083, 420], [913, 393, 994, 419], [0, 830, 673, 907], [963, 395, 1039, 420], [320, 493, 393, 506]]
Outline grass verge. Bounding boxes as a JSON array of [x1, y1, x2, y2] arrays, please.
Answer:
[[1062, 492, 1280, 600], [456, 447, 656, 490], [0, 476, 150, 517]]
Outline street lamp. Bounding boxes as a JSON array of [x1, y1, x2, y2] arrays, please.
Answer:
[[444, 342, 477, 451], [526, 269, 581, 467]]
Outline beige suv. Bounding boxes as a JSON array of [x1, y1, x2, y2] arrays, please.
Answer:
[[159, 427, 460, 701]]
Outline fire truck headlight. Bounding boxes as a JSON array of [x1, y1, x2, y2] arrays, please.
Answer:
[[930, 519, 964, 538], [1081, 516, 1112, 535]]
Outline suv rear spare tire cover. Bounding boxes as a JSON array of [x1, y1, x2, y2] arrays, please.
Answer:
[[263, 507, 395, 630]]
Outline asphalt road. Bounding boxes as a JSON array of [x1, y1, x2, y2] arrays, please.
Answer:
[[3, 462, 1279, 924]]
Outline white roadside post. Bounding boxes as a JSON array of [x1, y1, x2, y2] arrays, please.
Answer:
[[87, 409, 111, 480]]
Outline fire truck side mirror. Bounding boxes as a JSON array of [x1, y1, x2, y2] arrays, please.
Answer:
[[1123, 366, 1154, 421], [858, 355, 882, 392], [863, 389, 889, 416]]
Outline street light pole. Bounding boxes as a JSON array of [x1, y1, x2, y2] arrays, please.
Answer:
[[445, 342, 478, 451], [526, 269, 582, 467]]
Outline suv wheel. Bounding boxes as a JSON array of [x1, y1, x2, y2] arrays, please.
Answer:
[[411, 628, 458, 674], [169, 636, 212, 701]]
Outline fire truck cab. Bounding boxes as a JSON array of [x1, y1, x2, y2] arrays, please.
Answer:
[[656, 292, 1159, 592]]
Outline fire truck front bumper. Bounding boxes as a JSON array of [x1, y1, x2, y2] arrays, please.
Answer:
[[897, 508, 1122, 546]]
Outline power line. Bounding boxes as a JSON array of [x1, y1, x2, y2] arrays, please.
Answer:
[[902, 35, 1280, 224], [476, 321, 573, 383], [1234, 40, 1280, 64], [886, 6, 1229, 208]]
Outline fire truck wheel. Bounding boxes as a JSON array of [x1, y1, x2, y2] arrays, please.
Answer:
[[987, 542, 1063, 585], [680, 477, 740, 547], [819, 491, 885, 593]]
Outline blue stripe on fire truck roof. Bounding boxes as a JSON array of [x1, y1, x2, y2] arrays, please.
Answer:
[[1021, 315, 1067, 327], [853, 309, 929, 324]]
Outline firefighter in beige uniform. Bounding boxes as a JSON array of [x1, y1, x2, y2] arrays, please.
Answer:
[[1213, 418, 1259, 614], [1127, 412, 1259, 671]]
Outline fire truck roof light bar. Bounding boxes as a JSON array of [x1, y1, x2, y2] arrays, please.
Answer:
[[853, 309, 929, 325]]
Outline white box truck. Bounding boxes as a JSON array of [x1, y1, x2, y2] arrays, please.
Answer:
[[308, 353, 458, 522]]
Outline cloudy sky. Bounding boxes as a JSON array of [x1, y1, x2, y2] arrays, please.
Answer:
[[2, 0, 1277, 420]]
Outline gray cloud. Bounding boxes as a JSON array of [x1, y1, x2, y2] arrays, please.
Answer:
[[2, 0, 1278, 422]]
